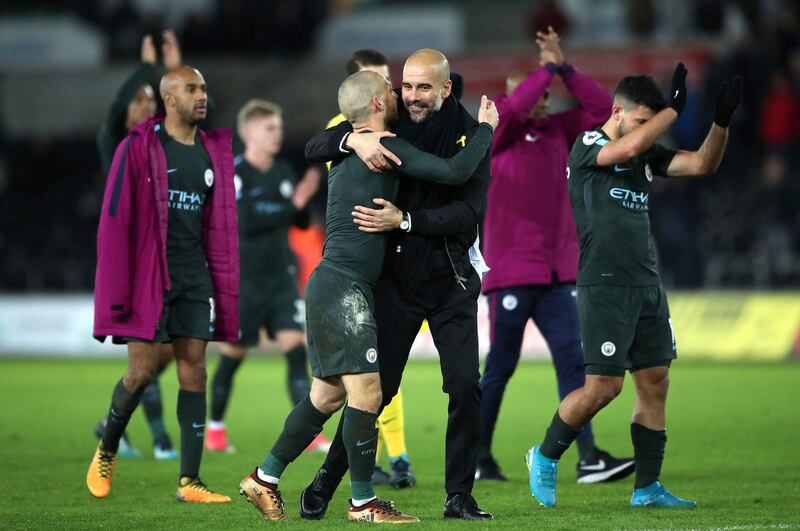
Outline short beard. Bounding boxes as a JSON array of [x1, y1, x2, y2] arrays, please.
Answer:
[[177, 105, 202, 126], [408, 90, 445, 124]]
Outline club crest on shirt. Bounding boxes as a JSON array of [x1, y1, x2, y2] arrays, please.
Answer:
[[366, 348, 378, 364], [280, 179, 294, 199], [205, 169, 214, 187]]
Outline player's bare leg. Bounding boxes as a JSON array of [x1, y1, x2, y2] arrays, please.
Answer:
[[172, 337, 229, 502], [340, 373, 418, 523], [628, 366, 694, 507], [87, 342, 160, 498], [526, 375, 623, 507]]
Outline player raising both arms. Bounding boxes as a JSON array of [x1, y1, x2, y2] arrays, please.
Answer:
[[526, 63, 741, 508]]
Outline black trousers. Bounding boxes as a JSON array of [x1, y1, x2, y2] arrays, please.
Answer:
[[321, 267, 482, 496]]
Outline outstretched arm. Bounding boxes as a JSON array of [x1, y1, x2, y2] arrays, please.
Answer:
[[665, 76, 742, 177], [386, 95, 497, 185], [596, 63, 687, 167]]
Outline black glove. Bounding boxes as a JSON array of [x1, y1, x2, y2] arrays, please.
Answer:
[[714, 75, 743, 128], [669, 62, 688, 115]]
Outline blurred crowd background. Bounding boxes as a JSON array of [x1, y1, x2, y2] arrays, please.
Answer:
[[0, 0, 798, 293]]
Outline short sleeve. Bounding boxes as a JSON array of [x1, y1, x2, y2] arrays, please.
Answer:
[[571, 130, 608, 169], [643, 143, 677, 177]]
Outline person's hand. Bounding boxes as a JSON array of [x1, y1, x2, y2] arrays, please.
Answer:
[[141, 34, 157, 64], [352, 198, 403, 232], [478, 95, 499, 130], [669, 62, 688, 115], [713, 75, 743, 128], [536, 26, 564, 66], [292, 166, 322, 210], [346, 132, 402, 173], [161, 30, 182, 70]]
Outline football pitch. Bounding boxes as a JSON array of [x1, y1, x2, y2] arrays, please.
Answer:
[[1, 357, 798, 529]]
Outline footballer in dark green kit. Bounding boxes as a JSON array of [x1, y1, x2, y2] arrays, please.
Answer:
[[206, 99, 325, 453], [525, 63, 742, 509]]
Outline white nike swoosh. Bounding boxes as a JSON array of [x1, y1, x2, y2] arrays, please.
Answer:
[[356, 437, 377, 447], [579, 459, 606, 471], [525, 134, 539, 142], [192, 422, 206, 429], [167, 168, 178, 173], [614, 165, 631, 172], [674, 90, 679, 98]]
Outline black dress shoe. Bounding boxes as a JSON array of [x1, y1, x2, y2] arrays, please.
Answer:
[[443, 493, 494, 520], [299, 467, 338, 519]]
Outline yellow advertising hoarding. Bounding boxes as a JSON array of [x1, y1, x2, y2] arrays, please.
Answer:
[[668, 292, 800, 361]]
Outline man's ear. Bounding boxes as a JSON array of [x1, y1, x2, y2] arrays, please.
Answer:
[[373, 96, 384, 113], [442, 79, 453, 99]]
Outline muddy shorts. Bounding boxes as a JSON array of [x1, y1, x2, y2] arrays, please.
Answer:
[[304, 266, 379, 378]]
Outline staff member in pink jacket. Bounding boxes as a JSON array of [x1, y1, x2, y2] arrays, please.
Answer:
[[87, 66, 239, 503], [478, 27, 633, 484]]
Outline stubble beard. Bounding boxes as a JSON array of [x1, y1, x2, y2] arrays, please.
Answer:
[[406, 90, 444, 124]]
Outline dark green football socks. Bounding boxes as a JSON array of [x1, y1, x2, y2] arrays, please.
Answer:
[[343, 406, 379, 501], [631, 423, 666, 488], [261, 396, 331, 478], [286, 345, 311, 406], [210, 354, 243, 421], [177, 390, 206, 478], [540, 411, 583, 460], [140, 377, 170, 447], [102, 379, 145, 453]]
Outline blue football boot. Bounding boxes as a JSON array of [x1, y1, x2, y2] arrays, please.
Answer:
[[631, 481, 697, 508], [525, 445, 557, 508]]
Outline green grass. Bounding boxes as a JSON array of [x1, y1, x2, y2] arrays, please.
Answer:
[[1, 357, 798, 529]]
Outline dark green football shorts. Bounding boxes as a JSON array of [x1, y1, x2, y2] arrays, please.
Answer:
[[578, 284, 676, 376], [236, 271, 304, 347], [304, 266, 379, 378], [124, 271, 215, 343]]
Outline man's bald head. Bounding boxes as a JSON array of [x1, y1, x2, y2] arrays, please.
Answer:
[[159, 66, 204, 99], [404, 49, 450, 86], [338, 70, 395, 125], [159, 66, 208, 126], [401, 49, 452, 123]]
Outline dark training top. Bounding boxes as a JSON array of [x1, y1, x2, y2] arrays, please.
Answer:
[[234, 156, 310, 279], [156, 123, 213, 273], [319, 123, 494, 285], [568, 128, 676, 287]]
